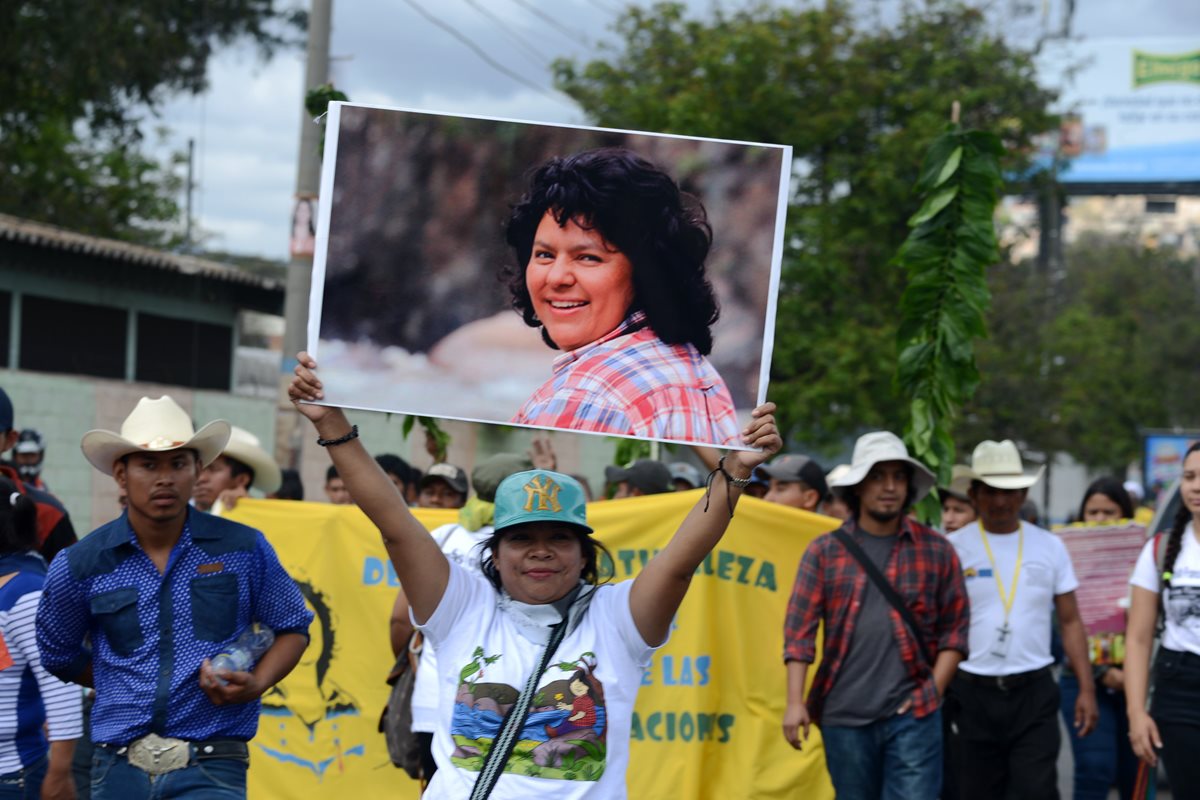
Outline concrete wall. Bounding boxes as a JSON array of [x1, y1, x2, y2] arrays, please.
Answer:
[[0, 369, 276, 531]]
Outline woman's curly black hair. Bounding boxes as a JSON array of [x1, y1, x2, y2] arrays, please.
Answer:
[[504, 147, 720, 354]]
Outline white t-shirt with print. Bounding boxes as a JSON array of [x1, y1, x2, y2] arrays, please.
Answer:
[[1130, 522, 1200, 656], [412, 523, 493, 732], [419, 563, 656, 799], [949, 521, 1079, 676]]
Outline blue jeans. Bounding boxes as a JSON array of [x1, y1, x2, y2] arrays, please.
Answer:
[[90, 746, 247, 800], [0, 755, 47, 799], [1059, 671, 1138, 800], [822, 708, 943, 800]]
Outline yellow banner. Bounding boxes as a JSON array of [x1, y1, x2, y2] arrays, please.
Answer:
[[229, 491, 838, 799]]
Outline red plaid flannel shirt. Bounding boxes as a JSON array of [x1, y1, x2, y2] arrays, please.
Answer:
[[783, 516, 969, 723]]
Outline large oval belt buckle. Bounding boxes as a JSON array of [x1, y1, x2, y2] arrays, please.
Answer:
[[127, 733, 189, 775]]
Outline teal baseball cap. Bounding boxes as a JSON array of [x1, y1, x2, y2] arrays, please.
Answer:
[[493, 470, 592, 534]]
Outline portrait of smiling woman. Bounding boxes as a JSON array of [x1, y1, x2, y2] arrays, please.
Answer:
[[505, 148, 739, 445], [311, 106, 790, 447]]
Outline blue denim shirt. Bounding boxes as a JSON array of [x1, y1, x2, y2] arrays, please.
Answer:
[[35, 508, 312, 745]]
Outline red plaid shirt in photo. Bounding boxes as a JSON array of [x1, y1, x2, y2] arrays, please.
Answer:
[[511, 312, 740, 445], [784, 516, 970, 723]]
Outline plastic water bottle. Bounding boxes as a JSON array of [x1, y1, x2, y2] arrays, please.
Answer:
[[211, 623, 274, 684]]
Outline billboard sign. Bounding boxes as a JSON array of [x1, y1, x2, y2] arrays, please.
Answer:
[[1040, 38, 1200, 188]]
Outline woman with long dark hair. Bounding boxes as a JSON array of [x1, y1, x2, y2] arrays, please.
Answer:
[[504, 148, 740, 446], [1126, 442, 1200, 799], [0, 486, 81, 799], [289, 351, 780, 798]]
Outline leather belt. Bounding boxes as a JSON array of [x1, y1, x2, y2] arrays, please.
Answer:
[[954, 665, 1052, 693], [100, 734, 249, 776]]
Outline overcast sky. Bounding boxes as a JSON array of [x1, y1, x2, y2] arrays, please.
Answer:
[[155, 0, 1200, 259]]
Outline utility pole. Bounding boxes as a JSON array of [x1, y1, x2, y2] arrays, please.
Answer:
[[277, 0, 333, 469]]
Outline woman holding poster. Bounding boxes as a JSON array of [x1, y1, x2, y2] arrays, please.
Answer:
[[504, 148, 741, 446], [288, 352, 780, 798], [1059, 479, 1139, 800], [1126, 442, 1200, 799]]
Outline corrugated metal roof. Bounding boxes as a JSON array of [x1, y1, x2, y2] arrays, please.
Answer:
[[0, 213, 284, 291]]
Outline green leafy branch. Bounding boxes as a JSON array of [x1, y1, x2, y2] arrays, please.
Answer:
[[400, 416, 451, 463], [893, 118, 1003, 522]]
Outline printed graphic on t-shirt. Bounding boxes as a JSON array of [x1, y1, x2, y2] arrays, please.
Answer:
[[1167, 585, 1200, 632], [451, 648, 607, 782]]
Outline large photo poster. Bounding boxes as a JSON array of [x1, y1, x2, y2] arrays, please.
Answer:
[[307, 103, 791, 448]]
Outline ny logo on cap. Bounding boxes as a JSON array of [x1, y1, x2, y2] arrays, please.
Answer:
[[523, 476, 562, 513]]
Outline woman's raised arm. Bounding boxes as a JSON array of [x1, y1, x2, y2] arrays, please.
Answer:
[[628, 403, 781, 646], [289, 351, 449, 622]]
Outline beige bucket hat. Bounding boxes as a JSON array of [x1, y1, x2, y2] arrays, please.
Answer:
[[964, 440, 1044, 490], [828, 431, 936, 503], [223, 426, 282, 494], [80, 396, 230, 476]]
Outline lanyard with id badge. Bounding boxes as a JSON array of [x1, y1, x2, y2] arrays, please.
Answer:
[[979, 523, 1023, 659]]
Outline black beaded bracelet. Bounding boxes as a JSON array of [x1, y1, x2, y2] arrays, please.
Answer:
[[717, 455, 753, 488], [317, 425, 359, 447]]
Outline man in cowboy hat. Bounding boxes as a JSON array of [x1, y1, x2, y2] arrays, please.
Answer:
[[35, 396, 312, 799], [946, 439, 1097, 800], [192, 426, 283, 513], [782, 431, 969, 800]]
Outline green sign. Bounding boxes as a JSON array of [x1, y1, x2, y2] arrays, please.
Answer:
[[1133, 50, 1200, 88]]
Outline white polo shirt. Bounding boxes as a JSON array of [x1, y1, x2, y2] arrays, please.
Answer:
[[949, 521, 1078, 677]]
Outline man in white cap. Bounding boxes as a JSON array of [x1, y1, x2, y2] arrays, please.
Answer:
[[782, 431, 969, 800], [34, 396, 312, 799], [192, 426, 283, 513], [946, 439, 1098, 800]]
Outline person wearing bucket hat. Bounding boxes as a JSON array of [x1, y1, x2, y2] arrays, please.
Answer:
[[288, 350, 781, 798], [192, 425, 284, 513], [782, 430, 969, 800], [946, 440, 1098, 800], [35, 396, 313, 800]]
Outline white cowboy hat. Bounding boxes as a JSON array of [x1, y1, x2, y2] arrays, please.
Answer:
[[223, 426, 282, 495], [80, 396, 230, 476], [964, 439, 1044, 490], [828, 431, 936, 503]]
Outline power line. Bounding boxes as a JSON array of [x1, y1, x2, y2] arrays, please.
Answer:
[[460, 0, 547, 71], [508, 0, 591, 44], [400, 0, 571, 105]]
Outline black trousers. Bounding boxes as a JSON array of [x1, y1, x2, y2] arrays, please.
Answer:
[[948, 667, 1060, 800], [1151, 648, 1200, 800]]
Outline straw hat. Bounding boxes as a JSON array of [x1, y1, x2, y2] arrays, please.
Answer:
[[81, 396, 230, 476], [223, 426, 282, 494], [964, 440, 1044, 490]]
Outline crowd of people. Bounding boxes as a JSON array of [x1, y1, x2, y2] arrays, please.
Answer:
[[0, 360, 1196, 800], [0, 373, 1197, 799]]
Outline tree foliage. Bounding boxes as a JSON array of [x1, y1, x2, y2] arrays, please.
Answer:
[[0, 1, 304, 244], [962, 235, 1200, 473], [895, 125, 1003, 519], [553, 1, 1057, 451]]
